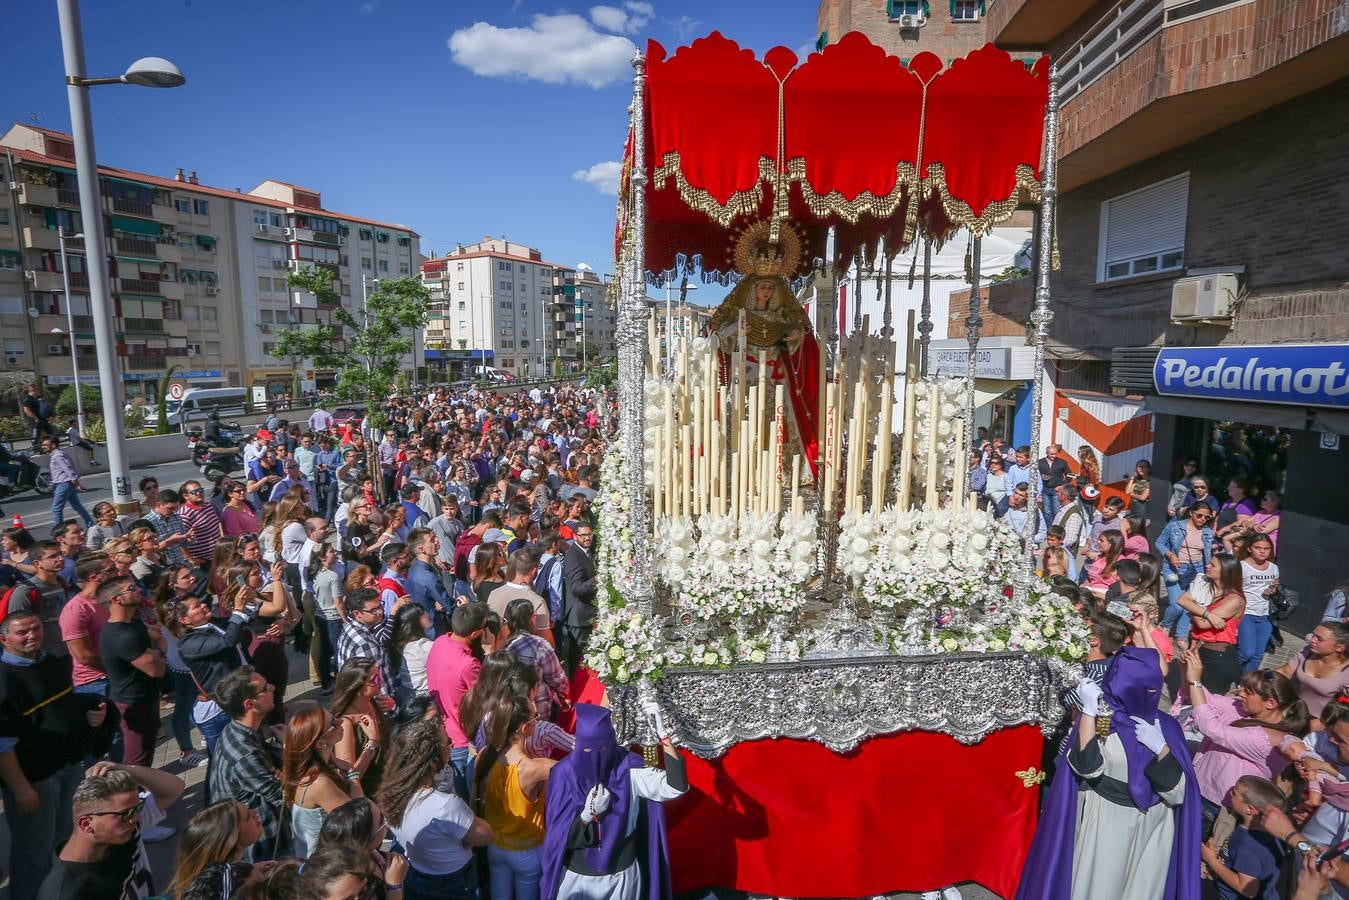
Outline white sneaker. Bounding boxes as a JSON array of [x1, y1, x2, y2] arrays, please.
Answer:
[[142, 823, 176, 843], [179, 750, 209, 767]]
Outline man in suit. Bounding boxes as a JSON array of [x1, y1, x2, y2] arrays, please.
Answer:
[[559, 523, 597, 675]]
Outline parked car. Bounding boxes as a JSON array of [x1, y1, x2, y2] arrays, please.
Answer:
[[332, 405, 367, 427]]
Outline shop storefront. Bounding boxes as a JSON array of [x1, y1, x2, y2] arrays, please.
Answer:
[[926, 337, 1037, 445], [1113, 342, 1349, 628]]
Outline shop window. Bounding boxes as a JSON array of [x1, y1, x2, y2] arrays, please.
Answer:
[[1098, 173, 1189, 282]]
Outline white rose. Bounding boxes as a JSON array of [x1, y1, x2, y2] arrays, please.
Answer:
[[749, 649, 767, 664], [751, 539, 773, 559], [708, 539, 729, 557], [667, 545, 688, 564], [792, 518, 816, 539], [794, 540, 815, 560], [970, 533, 989, 550], [850, 536, 871, 555]]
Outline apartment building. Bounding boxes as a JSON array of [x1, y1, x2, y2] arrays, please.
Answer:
[[817, 0, 1000, 60], [979, 0, 1349, 618], [0, 123, 419, 405], [421, 238, 618, 380]]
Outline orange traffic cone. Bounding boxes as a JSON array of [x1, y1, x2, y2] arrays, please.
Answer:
[[12, 514, 23, 530]]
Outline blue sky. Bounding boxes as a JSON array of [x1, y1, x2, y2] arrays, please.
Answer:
[[2, 0, 819, 295]]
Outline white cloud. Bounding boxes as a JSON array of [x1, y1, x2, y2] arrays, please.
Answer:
[[449, 14, 636, 88], [665, 14, 701, 41], [577, 262, 594, 271], [590, 1, 653, 34], [573, 161, 622, 195]]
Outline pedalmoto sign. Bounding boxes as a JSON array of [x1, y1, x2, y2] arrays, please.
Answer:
[[1153, 344, 1349, 408]]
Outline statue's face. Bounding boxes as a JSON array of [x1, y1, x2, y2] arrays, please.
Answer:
[[753, 279, 775, 310]]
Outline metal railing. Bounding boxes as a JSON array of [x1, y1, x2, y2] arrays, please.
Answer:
[[116, 237, 158, 256], [110, 197, 154, 216]]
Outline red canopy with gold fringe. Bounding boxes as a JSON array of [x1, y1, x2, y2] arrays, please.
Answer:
[[619, 31, 1049, 281]]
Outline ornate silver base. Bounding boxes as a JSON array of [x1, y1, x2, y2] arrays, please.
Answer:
[[609, 650, 1068, 758]]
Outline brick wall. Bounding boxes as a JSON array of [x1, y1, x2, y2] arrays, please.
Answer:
[[947, 277, 1033, 338], [816, 0, 994, 61], [1228, 288, 1349, 344], [1044, 76, 1349, 356], [1051, 0, 1349, 160]]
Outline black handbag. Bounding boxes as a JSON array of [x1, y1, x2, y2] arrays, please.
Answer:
[[1267, 585, 1297, 621]]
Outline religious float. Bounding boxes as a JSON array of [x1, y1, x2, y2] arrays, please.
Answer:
[[586, 31, 1077, 898]]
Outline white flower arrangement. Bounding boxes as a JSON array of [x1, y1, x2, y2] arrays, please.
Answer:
[[906, 376, 968, 505]]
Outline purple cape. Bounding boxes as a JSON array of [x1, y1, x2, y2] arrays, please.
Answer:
[[541, 704, 672, 900], [1016, 647, 1202, 900]]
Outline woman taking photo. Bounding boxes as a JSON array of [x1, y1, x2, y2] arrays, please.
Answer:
[[1173, 552, 1246, 692], [1075, 445, 1101, 490], [390, 604, 434, 706], [220, 481, 260, 537], [283, 701, 366, 858], [331, 657, 389, 793], [475, 694, 555, 900], [155, 566, 210, 767], [221, 559, 294, 725], [1177, 650, 1307, 829], [380, 719, 493, 900], [1236, 533, 1281, 675], [170, 800, 265, 898], [1276, 622, 1349, 724]]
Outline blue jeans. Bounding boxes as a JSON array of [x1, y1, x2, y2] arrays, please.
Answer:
[[449, 745, 474, 802], [51, 481, 92, 526], [2, 762, 82, 900], [405, 860, 479, 900], [488, 845, 541, 900], [1163, 562, 1204, 642], [1238, 614, 1274, 674], [1042, 487, 1061, 522]]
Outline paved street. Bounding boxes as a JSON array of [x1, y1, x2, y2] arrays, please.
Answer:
[[1, 457, 202, 534]]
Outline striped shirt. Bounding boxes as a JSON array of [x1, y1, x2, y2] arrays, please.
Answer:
[[47, 448, 79, 484], [177, 501, 223, 565]]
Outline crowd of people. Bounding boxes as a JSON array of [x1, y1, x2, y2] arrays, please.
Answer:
[[976, 439, 1349, 899], [0, 383, 696, 900]]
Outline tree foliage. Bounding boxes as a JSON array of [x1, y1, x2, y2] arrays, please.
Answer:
[[55, 384, 101, 419], [156, 364, 181, 434], [273, 270, 430, 428]]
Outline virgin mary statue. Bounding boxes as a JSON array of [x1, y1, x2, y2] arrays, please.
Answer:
[[707, 273, 821, 475]]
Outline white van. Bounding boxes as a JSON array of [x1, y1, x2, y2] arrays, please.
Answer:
[[147, 387, 249, 428], [472, 365, 510, 383]]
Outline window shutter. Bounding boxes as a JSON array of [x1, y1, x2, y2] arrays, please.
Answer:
[[1102, 174, 1189, 266]]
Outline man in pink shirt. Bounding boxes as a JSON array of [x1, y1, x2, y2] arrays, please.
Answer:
[[59, 555, 118, 756], [425, 602, 487, 800]]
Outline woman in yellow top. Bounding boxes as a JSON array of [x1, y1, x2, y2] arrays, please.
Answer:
[[474, 692, 556, 900]]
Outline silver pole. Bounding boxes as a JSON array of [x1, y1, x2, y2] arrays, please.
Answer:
[[1021, 65, 1061, 577], [918, 238, 933, 375], [664, 281, 672, 374], [57, 227, 86, 434], [57, 0, 133, 512], [963, 236, 982, 463], [618, 50, 654, 609]]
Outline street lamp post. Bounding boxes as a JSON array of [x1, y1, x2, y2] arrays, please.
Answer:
[[56, 0, 184, 514], [56, 226, 86, 434]]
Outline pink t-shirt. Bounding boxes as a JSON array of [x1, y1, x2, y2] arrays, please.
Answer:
[[1120, 534, 1150, 559], [58, 593, 110, 686], [425, 635, 482, 748], [1175, 687, 1289, 804]]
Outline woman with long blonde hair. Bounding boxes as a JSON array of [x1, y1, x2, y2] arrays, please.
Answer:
[[221, 559, 294, 725], [170, 799, 264, 898]]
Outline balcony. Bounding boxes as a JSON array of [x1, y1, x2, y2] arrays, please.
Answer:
[[115, 236, 159, 257], [987, 0, 1100, 49], [124, 353, 166, 370], [120, 318, 166, 334], [57, 188, 81, 207], [16, 182, 56, 207], [108, 196, 154, 217], [22, 226, 61, 251], [25, 269, 63, 292], [155, 241, 181, 263], [158, 280, 185, 301], [119, 277, 161, 295]]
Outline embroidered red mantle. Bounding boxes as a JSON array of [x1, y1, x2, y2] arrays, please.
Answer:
[[621, 31, 1050, 280]]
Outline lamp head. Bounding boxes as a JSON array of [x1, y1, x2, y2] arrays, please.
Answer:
[[122, 57, 185, 88]]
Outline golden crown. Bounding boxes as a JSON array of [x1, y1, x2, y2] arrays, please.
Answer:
[[730, 219, 804, 278]]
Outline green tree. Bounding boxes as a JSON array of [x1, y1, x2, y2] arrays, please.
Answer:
[[272, 270, 429, 432], [55, 384, 101, 419]]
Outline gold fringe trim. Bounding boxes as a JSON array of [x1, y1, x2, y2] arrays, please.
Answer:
[[650, 151, 768, 228], [786, 158, 919, 224], [925, 163, 1042, 238]]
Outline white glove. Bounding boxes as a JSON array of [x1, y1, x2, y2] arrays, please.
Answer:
[[1130, 715, 1168, 755], [580, 784, 611, 824], [1072, 677, 1104, 714], [641, 699, 669, 742]]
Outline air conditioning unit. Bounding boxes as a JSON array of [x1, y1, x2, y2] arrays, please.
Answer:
[[255, 223, 269, 234], [259, 323, 272, 333], [338, 236, 347, 247], [205, 286, 219, 295], [47, 343, 63, 354], [5, 356, 18, 364], [283, 227, 295, 237], [899, 13, 926, 27], [1171, 273, 1239, 320]]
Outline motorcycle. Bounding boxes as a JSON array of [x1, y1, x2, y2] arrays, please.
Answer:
[[186, 423, 246, 482], [0, 442, 52, 498]]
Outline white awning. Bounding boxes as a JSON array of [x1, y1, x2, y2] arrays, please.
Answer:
[[974, 379, 1021, 409]]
